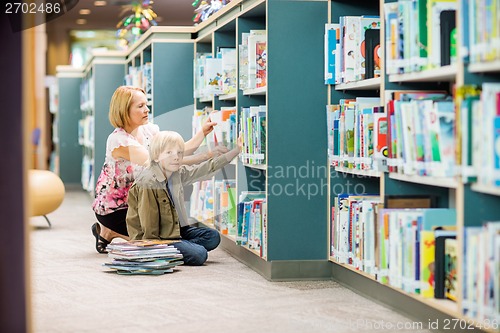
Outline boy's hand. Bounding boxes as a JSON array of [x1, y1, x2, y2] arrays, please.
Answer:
[[202, 117, 217, 136]]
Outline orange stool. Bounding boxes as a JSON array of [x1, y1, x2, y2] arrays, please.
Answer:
[[28, 170, 65, 227]]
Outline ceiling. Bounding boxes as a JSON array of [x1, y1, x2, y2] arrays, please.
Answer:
[[49, 0, 195, 32]]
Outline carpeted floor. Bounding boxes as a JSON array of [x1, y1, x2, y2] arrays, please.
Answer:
[[29, 189, 433, 333]]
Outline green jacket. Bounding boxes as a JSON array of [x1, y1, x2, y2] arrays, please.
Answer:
[[126, 154, 232, 240]]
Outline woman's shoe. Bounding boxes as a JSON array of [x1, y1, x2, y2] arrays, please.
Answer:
[[91, 222, 110, 254]]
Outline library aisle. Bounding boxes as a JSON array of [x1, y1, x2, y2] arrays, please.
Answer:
[[30, 190, 433, 333]]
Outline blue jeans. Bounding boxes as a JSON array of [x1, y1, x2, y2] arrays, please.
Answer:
[[172, 226, 221, 266]]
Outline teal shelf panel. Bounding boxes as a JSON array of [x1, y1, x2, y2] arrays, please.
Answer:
[[330, 0, 379, 17], [237, 162, 266, 196], [330, 168, 380, 197], [464, 70, 500, 86], [58, 77, 83, 184], [196, 42, 212, 53], [152, 42, 194, 140], [152, 42, 194, 115], [214, 22, 236, 48], [215, 99, 236, 110], [330, 89, 380, 104], [266, 0, 328, 261], [463, 185, 500, 227], [383, 173, 450, 208], [143, 46, 151, 64], [93, 64, 125, 191]]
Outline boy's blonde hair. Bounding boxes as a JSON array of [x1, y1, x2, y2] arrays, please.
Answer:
[[148, 131, 186, 165], [109, 86, 146, 128]]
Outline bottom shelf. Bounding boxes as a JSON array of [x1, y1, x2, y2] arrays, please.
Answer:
[[330, 259, 499, 333], [198, 220, 264, 258]]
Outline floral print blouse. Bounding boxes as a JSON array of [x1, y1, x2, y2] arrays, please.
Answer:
[[92, 123, 159, 216]]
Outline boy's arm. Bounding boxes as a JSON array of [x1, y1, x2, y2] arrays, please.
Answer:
[[181, 145, 228, 166], [126, 185, 161, 240], [180, 145, 241, 185]]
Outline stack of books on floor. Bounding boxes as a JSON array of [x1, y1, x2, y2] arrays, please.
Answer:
[[103, 240, 184, 275]]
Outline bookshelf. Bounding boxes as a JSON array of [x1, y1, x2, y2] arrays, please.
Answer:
[[79, 51, 127, 194], [188, 0, 330, 277], [326, 0, 500, 331], [124, 26, 195, 140], [55, 0, 499, 329], [54, 66, 84, 185]]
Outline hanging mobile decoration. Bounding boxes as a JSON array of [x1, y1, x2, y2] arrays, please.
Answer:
[[192, 0, 230, 24], [116, 0, 158, 48]]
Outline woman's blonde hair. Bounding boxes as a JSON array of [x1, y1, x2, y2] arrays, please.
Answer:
[[148, 131, 186, 165], [108, 86, 145, 128]]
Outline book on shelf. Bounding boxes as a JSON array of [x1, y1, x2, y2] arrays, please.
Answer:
[[331, 194, 381, 273], [476, 83, 500, 188], [204, 57, 223, 96], [239, 105, 266, 165], [213, 179, 237, 236], [247, 30, 266, 90], [372, 106, 388, 172], [384, 2, 400, 75], [427, 0, 457, 69], [255, 41, 267, 88], [236, 192, 266, 251], [376, 208, 456, 297], [338, 16, 380, 83], [218, 47, 237, 95], [463, 222, 500, 322], [357, 17, 380, 81], [327, 98, 382, 171], [239, 33, 249, 91], [433, 229, 456, 299], [324, 23, 340, 85], [466, 0, 500, 63], [443, 237, 458, 301], [385, 91, 454, 176], [383, 0, 458, 74], [454, 85, 481, 183], [384, 195, 438, 209], [419, 210, 457, 298], [194, 53, 212, 99], [435, 100, 455, 178], [439, 10, 456, 66], [364, 28, 381, 79]]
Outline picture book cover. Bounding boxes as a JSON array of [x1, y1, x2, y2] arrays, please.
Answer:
[[364, 28, 381, 79], [419, 209, 456, 298], [440, 10, 456, 66], [220, 48, 237, 95], [358, 17, 380, 80], [324, 23, 340, 84], [436, 100, 456, 177], [255, 41, 267, 88], [434, 230, 456, 298], [494, 116, 500, 186], [444, 237, 458, 301]]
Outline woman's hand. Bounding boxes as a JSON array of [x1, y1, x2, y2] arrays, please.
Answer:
[[237, 134, 243, 152], [185, 117, 218, 153], [202, 118, 217, 136]]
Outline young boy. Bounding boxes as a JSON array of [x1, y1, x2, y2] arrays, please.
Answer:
[[126, 131, 241, 265]]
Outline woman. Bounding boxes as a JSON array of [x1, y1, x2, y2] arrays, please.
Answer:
[[91, 86, 222, 253]]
